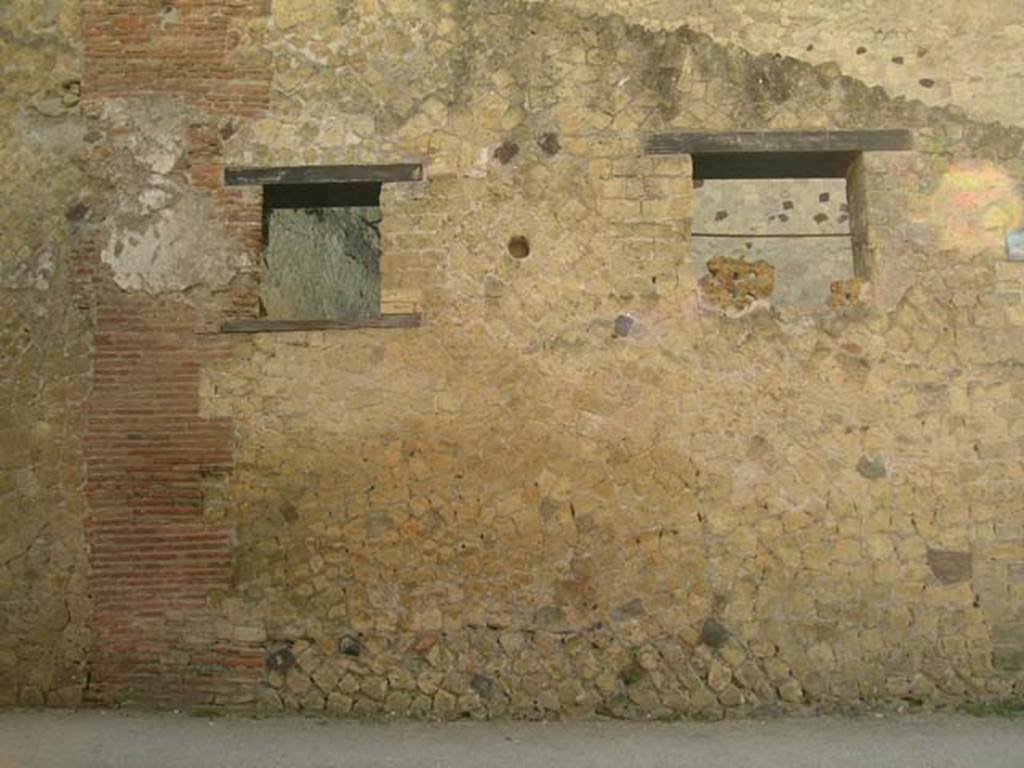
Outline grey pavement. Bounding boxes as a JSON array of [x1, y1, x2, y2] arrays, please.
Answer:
[[0, 710, 1022, 768]]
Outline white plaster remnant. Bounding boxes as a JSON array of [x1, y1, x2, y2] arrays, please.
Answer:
[[101, 193, 249, 294], [96, 99, 250, 293]]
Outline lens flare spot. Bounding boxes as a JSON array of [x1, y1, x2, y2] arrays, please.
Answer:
[[931, 162, 1024, 252]]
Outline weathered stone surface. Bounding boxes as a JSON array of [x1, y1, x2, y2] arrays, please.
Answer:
[[0, 0, 91, 709], [927, 550, 972, 585], [699, 256, 775, 312], [829, 278, 867, 309]]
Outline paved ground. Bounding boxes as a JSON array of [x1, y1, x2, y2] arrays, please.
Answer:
[[0, 710, 1022, 767]]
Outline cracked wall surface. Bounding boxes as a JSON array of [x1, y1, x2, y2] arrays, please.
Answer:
[[4, 0, 1024, 717], [0, 0, 92, 707]]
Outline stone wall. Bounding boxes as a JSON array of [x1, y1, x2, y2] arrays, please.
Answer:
[[545, 0, 1024, 128], [0, 0, 92, 707], [4, 0, 1024, 717]]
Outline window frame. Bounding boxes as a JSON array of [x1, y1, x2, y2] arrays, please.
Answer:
[[644, 130, 913, 285], [221, 163, 425, 334]]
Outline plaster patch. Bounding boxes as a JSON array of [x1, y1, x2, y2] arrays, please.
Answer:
[[101, 99, 188, 176], [101, 193, 249, 293]]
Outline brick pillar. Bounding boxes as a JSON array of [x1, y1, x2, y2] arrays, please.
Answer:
[[80, 0, 271, 706]]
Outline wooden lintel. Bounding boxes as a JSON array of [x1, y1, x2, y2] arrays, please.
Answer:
[[644, 129, 913, 156], [224, 163, 424, 187], [220, 314, 423, 334]]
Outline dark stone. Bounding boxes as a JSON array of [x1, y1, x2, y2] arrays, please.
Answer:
[[782, 200, 794, 210], [470, 673, 496, 699], [778, 214, 789, 223], [613, 314, 635, 338], [699, 618, 730, 649], [856, 456, 887, 479], [814, 213, 829, 224], [619, 661, 645, 686], [65, 203, 88, 222], [891, 56, 904, 65], [338, 635, 363, 657], [279, 502, 298, 523], [919, 78, 936, 88], [715, 210, 729, 221], [494, 140, 520, 164], [927, 549, 972, 585], [856, 46, 867, 55], [538, 132, 561, 155], [818, 192, 830, 203], [265, 646, 296, 673], [612, 598, 646, 621]]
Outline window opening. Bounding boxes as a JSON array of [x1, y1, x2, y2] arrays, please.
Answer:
[[643, 130, 912, 311], [220, 163, 424, 333], [260, 182, 382, 322]]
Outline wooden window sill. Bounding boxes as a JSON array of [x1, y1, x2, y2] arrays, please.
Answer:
[[220, 313, 422, 334]]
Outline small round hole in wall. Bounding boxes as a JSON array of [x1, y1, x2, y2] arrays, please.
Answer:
[[508, 236, 530, 259]]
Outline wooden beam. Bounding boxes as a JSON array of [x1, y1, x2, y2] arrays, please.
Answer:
[[224, 163, 424, 187], [220, 314, 422, 334], [644, 129, 913, 156]]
